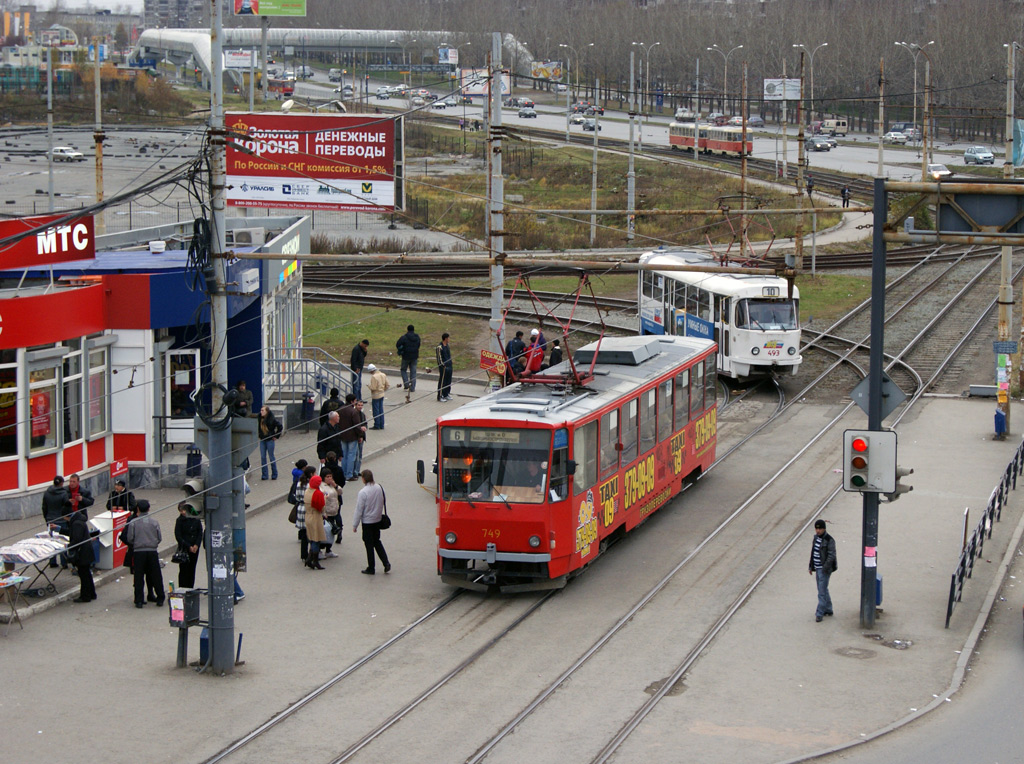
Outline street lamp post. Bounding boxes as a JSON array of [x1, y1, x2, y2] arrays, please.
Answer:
[[400, 38, 417, 88], [792, 42, 828, 124], [559, 42, 593, 142], [707, 43, 742, 115], [632, 41, 660, 113], [895, 40, 934, 146]]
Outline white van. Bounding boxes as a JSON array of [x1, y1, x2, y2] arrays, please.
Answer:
[[822, 117, 848, 137]]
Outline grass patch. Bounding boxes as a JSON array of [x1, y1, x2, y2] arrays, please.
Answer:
[[796, 273, 871, 324]]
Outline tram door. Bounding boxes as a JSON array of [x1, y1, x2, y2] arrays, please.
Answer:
[[164, 349, 200, 444], [717, 297, 730, 370]]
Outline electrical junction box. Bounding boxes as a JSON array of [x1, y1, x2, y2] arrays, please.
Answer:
[[239, 268, 260, 294]]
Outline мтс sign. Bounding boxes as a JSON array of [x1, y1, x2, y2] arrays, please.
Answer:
[[0, 213, 95, 270]]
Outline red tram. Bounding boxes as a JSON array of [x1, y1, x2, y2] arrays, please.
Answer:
[[669, 122, 752, 157], [420, 335, 718, 592]]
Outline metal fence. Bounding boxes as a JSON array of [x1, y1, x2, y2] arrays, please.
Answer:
[[945, 438, 1024, 627], [264, 345, 354, 407]]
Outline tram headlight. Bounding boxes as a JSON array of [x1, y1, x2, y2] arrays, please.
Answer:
[[528, 535, 541, 548], [788, 346, 796, 355], [751, 346, 760, 355], [445, 532, 457, 544]]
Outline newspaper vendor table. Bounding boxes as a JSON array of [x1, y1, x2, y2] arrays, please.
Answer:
[[0, 533, 69, 598], [0, 574, 28, 635]]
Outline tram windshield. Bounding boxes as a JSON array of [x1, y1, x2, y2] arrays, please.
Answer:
[[735, 298, 798, 331], [440, 427, 552, 504]]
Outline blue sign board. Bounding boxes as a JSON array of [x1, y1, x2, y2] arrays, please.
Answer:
[[676, 311, 714, 340]]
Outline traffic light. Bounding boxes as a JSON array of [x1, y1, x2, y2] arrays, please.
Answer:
[[181, 477, 204, 516], [882, 465, 914, 502], [842, 429, 899, 493]]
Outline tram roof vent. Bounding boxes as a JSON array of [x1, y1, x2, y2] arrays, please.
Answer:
[[574, 337, 659, 367]]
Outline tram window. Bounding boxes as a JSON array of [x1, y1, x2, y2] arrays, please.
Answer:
[[686, 286, 700, 316], [705, 355, 717, 405], [439, 427, 552, 504], [599, 409, 620, 479], [735, 299, 798, 331], [721, 298, 731, 325], [621, 399, 638, 465], [550, 428, 570, 501], [690, 361, 705, 420], [657, 379, 672, 441], [639, 388, 657, 453], [674, 370, 689, 430], [574, 420, 598, 495], [674, 282, 687, 311]]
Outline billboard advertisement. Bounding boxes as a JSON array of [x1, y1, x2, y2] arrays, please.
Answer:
[[234, 0, 306, 16], [461, 68, 510, 97], [224, 49, 257, 69], [531, 61, 563, 81], [763, 78, 801, 101], [225, 113, 399, 212], [438, 47, 458, 66]]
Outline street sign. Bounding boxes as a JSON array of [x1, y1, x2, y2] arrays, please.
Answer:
[[993, 341, 1018, 354], [850, 371, 907, 421]]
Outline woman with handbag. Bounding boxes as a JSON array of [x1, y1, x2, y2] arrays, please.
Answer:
[[293, 464, 315, 562], [351, 469, 391, 575], [319, 471, 342, 558], [303, 474, 327, 570], [173, 501, 203, 588]]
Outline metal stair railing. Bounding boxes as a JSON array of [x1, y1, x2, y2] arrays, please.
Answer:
[[264, 346, 353, 404]]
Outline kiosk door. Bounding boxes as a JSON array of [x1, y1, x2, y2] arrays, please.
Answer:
[[165, 350, 200, 444]]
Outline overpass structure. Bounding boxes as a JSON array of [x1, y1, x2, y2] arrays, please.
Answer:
[[129, 28, 533, 83]]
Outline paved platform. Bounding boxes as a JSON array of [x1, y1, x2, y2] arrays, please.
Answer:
[[1, 391, 1020, 764]]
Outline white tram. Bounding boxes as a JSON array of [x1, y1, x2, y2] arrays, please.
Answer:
[[638, 249, 802, 379]]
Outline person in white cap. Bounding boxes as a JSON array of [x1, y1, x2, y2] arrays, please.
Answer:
[[532, 326, 548, 354], [367, 363, 390, 430]]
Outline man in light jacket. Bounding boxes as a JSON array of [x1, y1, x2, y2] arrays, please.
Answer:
[[125, 499, 165, 608], [367, 364, 390, 429], [352, 470, 390, 575]]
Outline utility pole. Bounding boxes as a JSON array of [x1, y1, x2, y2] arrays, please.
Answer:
[[93, 37, 106, 235], [921, 55, 931, 180], [794, 51, 805, 272], [488, 33, 505, 392], [694, 56, 700, 165], [627, 50, 636, 242], [877, 57, 885, 177], [590, 77, 599, 246], [260, 16, 269, 102], [999, 41, 1016, 433], [248, 47, 255, 112], [740, 62, 748, 250], [47, 45, 54, 213], [781, 58, 788, 181], [205, 0, 236, 676]]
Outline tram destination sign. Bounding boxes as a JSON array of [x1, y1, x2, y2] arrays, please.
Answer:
[[225, 113, 400, 212], [0, 212, 95, 270]]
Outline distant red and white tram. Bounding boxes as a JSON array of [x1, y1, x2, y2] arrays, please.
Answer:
[[669, 122, 752, 157], [421, 335, 718, 592]]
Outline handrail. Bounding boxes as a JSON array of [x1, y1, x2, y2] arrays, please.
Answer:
[[263, 346, 354, 405], [945, 437, 1024, 627]]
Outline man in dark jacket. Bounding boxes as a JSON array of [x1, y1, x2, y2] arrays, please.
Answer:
[[234, 379, 254, 417], [435, 333, 453, 402], [62, 474, 94, 569], [125, 499, 164, 608], [319, 387, 343, 427], [41, 476, 69, 567], [808, 519, 837, 622], [395, 325, 421, 401], [338, 397, 367, 480], [68, 506, 97, 602], [547, 339, 563, 368], [317, 410, 343, 464], [350, 339, 369, 399], [106, 479, 137, 513], [504, 331, 526, 382]]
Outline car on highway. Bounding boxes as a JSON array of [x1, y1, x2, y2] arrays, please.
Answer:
[[585, 105, 605, 116], [821, 135, 838, 149], [432, 98, 449, 109], [411, 96, 425, 106], [675, 107, 696, 121], [295, 65, 313, 79], [328, 68, 341, 82], [572, 102, 591, 114], [51, 146, 85, 162], [964, 146, 995, 165], [375, 87, 391, 99], [805, 136, 832, 152], [555, 83, 567, 92], [334, 85, 354, 96], [726, 115, 766, 128], [883, 131, 908, 144], [903, 127, 922, 142], [569, 113, 586, 125], [582, 118, 601, 132], [927, 163, 952, 180], [442, 97, 459, 108], [518, 107, 538, 118]]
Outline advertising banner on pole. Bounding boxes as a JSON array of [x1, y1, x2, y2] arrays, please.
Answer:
[[225, 113, 399, 212], [0, 212, 95, 269], [461, 68, 510, 96], [233, 0, 306, 16], [763, 78, 801, 101], [224, 50, 257, 69], [530, 61, 563, 81]]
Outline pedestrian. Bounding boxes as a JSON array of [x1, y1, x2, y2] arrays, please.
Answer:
[[234, 379, 254, 417], [523, 334, 544, 375], [435, 333, 453, 402], [173, 501, 203, 589], [350, 338, 369, 398], [317, 410, 343, 464], [106, 478, 137, 513], [293, 464, 316, 562], [532, 326, 548, 354], [396, 324, 421, 401], [841, 185, 850, 208], [352, 469, 390, 575], [258, 405, 282, 480], [320, 471, 342, 556], [40, 475, 68, 568], [351, 399, 367, 478], [62, 473, 94, 569], [547, 339, 563, 367], [319, 387, 343, 427], [808, 519, 837, 622], [806, 174, 815, 200], [304, 475, 327, 570], [504, 330, 526, 381], [68, 503, 96, 602], [367, 364, 390, 429], [124, 499, 165, 608], [337, 398, 361, 479]]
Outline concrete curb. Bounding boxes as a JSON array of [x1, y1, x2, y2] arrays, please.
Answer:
[[775, 495, 1024, 764]]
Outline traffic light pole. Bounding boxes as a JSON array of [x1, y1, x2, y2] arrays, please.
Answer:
[[860, 177, 887, 629]]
